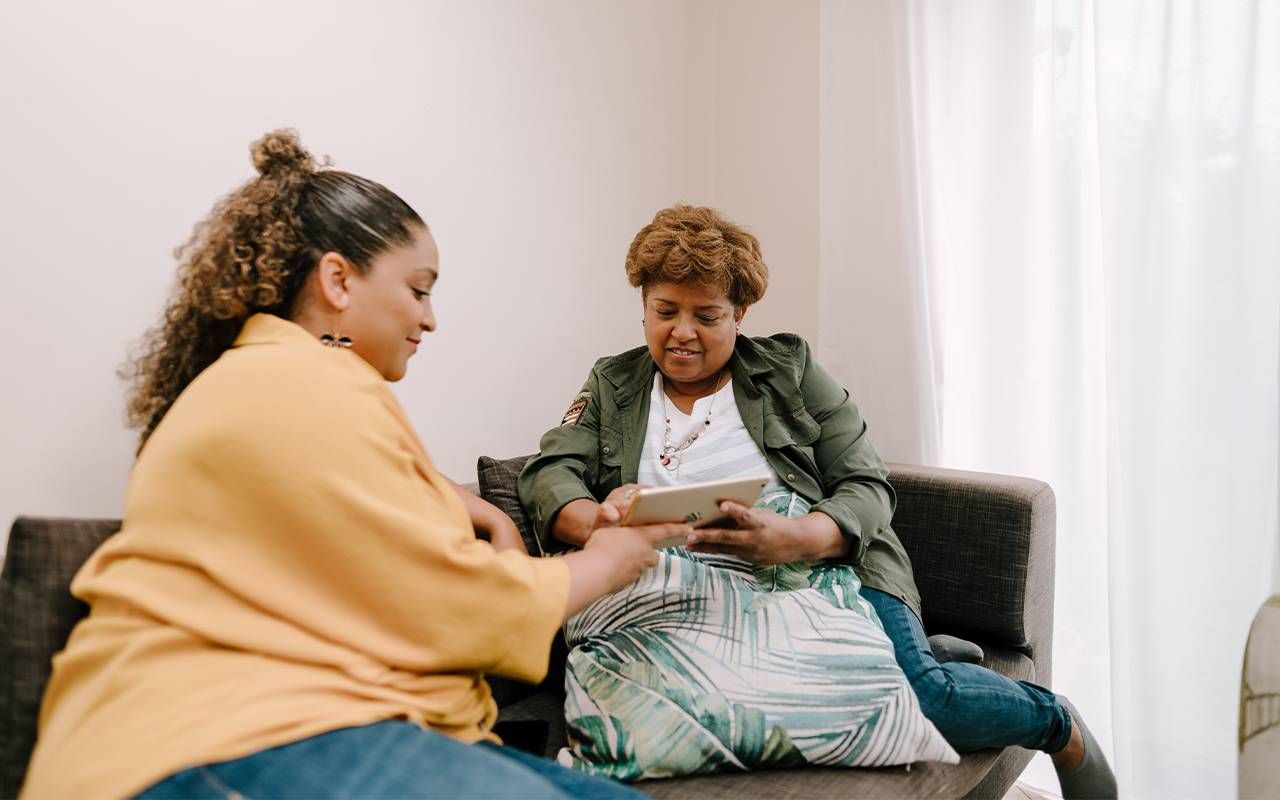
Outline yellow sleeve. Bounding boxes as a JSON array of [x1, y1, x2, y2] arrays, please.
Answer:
[[110, 355, 570, 683]]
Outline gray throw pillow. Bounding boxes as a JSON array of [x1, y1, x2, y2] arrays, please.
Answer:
[[1, 517, 119, 798], [475, 454, 540, 555]]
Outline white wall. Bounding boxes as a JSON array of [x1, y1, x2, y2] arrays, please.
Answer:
[[0, 1, 820, 546], [687, 0, 820, 344], [817, 0, 939, 465]]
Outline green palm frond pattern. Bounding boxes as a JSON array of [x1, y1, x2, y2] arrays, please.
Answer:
[[559, 489, 959, 779]]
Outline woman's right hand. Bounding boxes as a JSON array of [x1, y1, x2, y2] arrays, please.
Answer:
[[582, 523, 684, 588], [561, 523, 690, 619]]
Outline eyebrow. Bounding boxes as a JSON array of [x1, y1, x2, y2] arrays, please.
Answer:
[[413, 267, 439, 283], [651, 299, 727, 311]]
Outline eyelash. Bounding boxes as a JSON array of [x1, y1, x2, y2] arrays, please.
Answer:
[[655, 310, 719, 324], [412, 288, 431, 300]]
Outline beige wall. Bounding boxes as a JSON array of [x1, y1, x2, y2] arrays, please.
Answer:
[[817, 0, 939, 464], [0, 1, 820, 542], [687, 0, 820, 344]]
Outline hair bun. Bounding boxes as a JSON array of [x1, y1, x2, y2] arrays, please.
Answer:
[[250, 129, 315, 178]]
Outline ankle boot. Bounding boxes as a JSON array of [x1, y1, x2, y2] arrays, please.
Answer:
[[1054, 696, 1118, 800]]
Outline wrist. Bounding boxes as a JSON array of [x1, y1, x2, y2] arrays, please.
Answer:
[[562, 546, 621, 618], [820, 529, 852, 560], [553, 499, 598, 546], [798, 513, 849, 560]]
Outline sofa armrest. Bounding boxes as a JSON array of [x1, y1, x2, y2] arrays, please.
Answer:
[[886, 463, 1056, 685], [1, 517, 120, 799]]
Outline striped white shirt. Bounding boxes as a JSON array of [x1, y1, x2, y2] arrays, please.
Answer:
[[637, 374, 781, 490]]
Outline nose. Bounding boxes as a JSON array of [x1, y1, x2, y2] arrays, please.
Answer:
[[671, 316, 697, 341], [420, 301, 437, 334]]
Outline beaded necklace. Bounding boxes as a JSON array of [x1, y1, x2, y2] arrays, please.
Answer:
[[657, 371, 728, 474]]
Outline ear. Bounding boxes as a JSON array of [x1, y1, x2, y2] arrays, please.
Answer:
[[314, 251, 355, 312], [735, 306, 749, 326]]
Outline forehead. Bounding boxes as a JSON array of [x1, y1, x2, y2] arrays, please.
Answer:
[[374, 228, 438, 279], [646, 281, 732, 307]]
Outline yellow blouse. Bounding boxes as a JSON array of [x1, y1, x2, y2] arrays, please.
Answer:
[[21, 314, 570, 799]]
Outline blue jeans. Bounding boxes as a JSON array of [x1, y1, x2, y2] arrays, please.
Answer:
[[862, 588, 1072, 754], [137, 720, 643, 799]]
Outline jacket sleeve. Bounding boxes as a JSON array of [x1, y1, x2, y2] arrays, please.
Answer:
[[798, 340, 898, 564], [516, 367, 604, 551]]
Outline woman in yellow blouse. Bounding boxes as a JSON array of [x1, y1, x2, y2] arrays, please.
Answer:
[[20, 130, 686, 800]]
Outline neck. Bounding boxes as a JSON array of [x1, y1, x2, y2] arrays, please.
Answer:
[[663, 368, 728, 402], [288, 305, 329, 342]]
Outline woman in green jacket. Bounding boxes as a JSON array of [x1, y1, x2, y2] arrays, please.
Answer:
[[518, 204, 1115, 798]]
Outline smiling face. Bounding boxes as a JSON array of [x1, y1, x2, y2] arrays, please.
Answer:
[[338, 226, 439, 381], [643, 281, 743, 396]]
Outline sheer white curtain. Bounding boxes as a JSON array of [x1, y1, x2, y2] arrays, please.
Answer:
[[820, 1, 1280, 797]]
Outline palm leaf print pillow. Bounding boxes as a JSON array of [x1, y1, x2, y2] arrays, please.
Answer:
[[558, 489, 959, 780]]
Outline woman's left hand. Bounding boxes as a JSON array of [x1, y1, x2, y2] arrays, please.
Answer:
[[479, 515, 528, 554], [686, 502, 848, 565], [446, 478, 529, 555]]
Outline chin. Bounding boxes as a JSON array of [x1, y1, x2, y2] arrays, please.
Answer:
[[383, 363, 408, 382], [663, 358, 700, 375]]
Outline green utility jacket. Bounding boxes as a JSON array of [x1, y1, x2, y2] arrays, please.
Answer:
[[517, 333, 923, 617]]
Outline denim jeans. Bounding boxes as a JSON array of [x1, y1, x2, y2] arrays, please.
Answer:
[[862, 588, 1072, 754], [137, 720, 643, 800]]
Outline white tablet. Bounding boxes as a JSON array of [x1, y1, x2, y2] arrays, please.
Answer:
[[621, 475, 770, 546]]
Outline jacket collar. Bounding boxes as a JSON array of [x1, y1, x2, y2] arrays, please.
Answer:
[[597, 347, 653, 407], [728, 335, 776, 392]]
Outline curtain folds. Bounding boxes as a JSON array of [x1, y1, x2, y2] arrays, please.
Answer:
[[820, 2, 1280, 796]]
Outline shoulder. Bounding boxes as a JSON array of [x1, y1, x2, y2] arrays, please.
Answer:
[[740, 332, 809, 358], [735, 332, 813, 386], [153, 339, 397, 460], [591, 344, 654, 390], [224, 341, 386, 413], [591, 344, 651, 375], [216, 312, 388, 402]]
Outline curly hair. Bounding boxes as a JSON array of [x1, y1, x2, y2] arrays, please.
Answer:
[[122, 129, 425, 450], [624, 204, 768, 308]]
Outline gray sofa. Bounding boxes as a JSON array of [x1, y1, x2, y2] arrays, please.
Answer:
[[1, 460, 1055, 799]]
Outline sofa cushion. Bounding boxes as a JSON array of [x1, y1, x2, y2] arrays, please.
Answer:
[[1, 517, 119, 799], [475, 454, 540, 555]]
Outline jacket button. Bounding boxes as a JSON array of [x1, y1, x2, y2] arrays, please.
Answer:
[[602, 445, 612, 455], [786, 473, 797, 482]]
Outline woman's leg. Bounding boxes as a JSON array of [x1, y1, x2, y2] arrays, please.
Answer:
[[137, 720, 639, 800], [862, 588, 1072, 754]]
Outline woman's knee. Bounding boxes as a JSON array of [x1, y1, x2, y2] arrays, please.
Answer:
[[907, 663, 959, 723]]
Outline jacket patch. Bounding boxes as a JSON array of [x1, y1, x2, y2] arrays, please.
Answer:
[[561, 391, 591, 426]]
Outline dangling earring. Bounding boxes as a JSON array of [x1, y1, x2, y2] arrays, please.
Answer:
[[320, 314, 353, 348]]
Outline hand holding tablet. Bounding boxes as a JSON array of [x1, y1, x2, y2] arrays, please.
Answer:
[[619, 475, 770, 547]]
